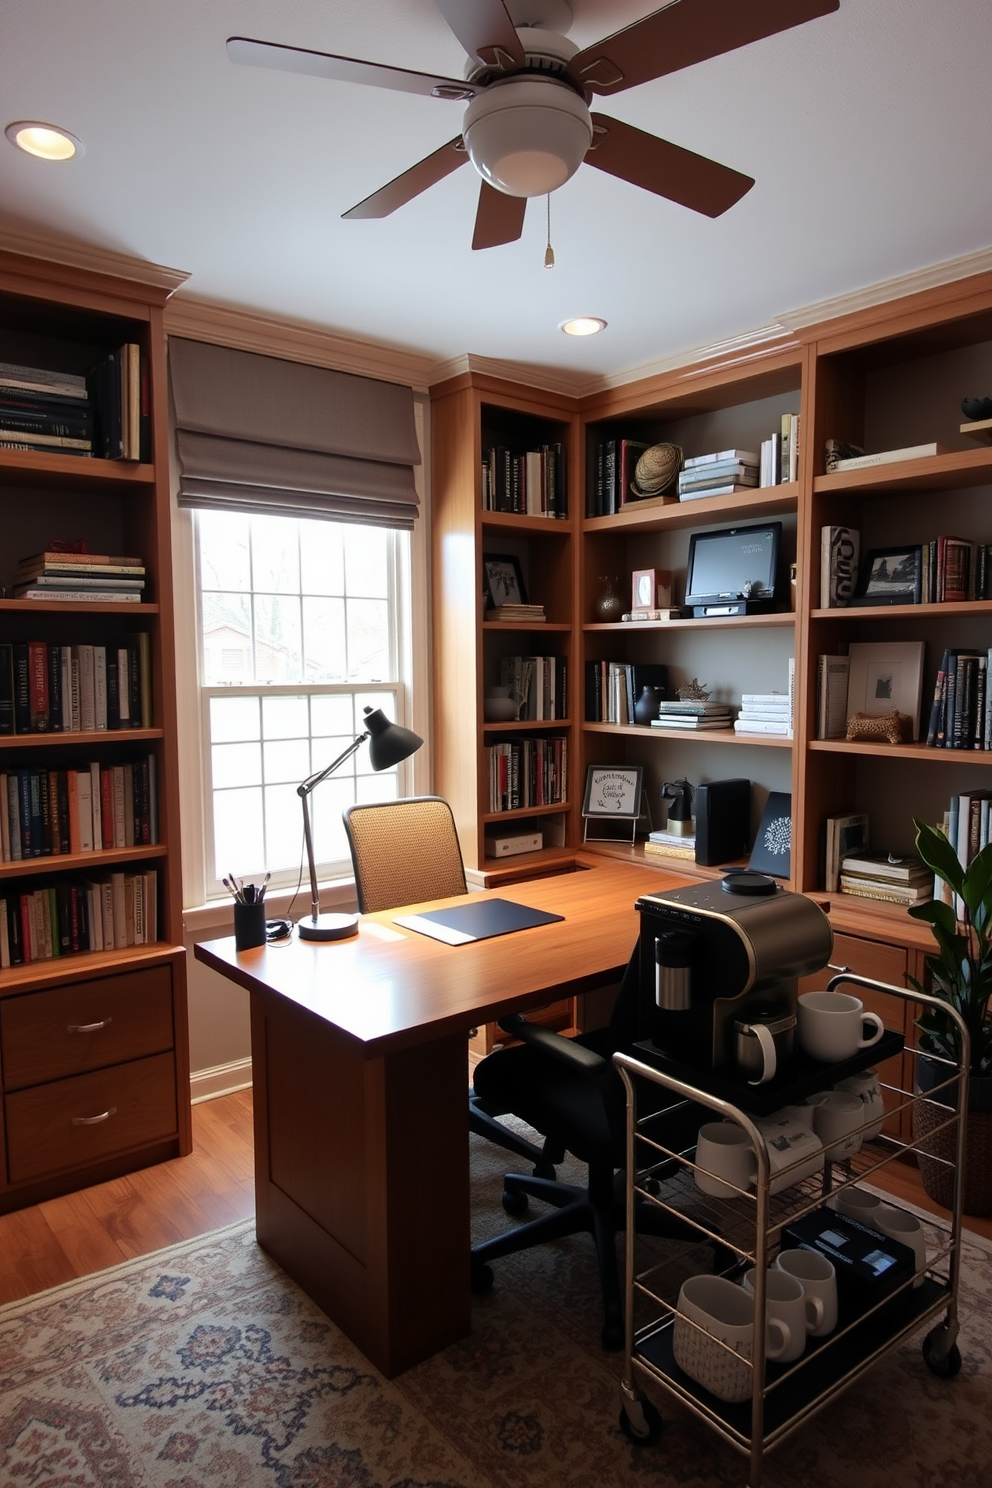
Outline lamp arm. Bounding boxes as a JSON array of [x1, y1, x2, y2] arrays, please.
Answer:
[[297, 731, 369, 798]]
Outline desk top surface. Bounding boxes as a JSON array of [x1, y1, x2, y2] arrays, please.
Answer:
[[194, 857, 687, 1055]]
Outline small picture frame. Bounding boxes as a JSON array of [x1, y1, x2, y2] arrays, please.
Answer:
[[846, 640, 925, 739], [631, 567, 673, 613], [483, 553, 527, 611], [854, 545, 922, 606], [582, 765, 643, 818]]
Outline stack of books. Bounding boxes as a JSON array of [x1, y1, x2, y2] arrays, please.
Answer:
[[651, 699, 735, 731], [0, 360, 94, 457], [644, 827, 696, 860], [925, 646, 991, 749], [839, 852, 933, 906], [487, 602, 545, 623], [13, 550, 146, 603], [677, 448, 759, 502], [734, 691, 792, 737]]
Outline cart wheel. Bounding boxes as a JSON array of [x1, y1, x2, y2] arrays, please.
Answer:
[[470, 1262, 494, 1295], [923, 1331, 962, 1378], [619, 1399, 663, 1445], [502, 1187, 529, 1217]]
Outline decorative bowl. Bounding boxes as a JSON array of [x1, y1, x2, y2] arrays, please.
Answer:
[[961, 396, 992, 421], [484, 695, 519, 722]]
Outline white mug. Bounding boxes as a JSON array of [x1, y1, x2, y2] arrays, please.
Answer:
[[806, 1089, 864, 1160], [833, 1068, 885, 1140], [829, 1184, 881, 1225], [674, 1274, 790, 1402], [874, 1204, 927, 1287], [798, 991, 885, 1062], [774, 1248, 838, 1337], [741, 1267, 821, 1362], [693, 1121, 755, 1198]]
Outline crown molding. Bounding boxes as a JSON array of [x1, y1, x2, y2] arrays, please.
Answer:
[[0, 225, 190, 294], [777, 246, 992, 334], [164, 294, 437, 390], [425, 352, 592, 398]]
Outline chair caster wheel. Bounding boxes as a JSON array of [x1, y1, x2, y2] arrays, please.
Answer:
[[502, 1188, 529, 1216], [619, 1399, 662, 1444], [923, 1330, 962, 1378], [470, 1262, 494, 1295], [533, 1160, 557, 1181]]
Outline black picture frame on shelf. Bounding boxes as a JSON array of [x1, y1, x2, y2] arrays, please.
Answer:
[[748, 791, 792, 879], [482, 553, 527, 611], [853, 545, 922, 606]]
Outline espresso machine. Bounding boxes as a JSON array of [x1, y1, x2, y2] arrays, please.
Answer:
[[636, 872, 833, 1074]]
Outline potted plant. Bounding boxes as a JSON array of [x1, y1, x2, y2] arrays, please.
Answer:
[[908, 818, 992, 1214]]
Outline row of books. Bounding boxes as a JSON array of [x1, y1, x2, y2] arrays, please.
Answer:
[[922, 536, 992, 604], [820, 524, 992, 610], [12, 548, 146, 603], [758, 413, 800, 487], [0, 348, 147, 461], [1, 755, 159, 862], [0, 636, 151, 734], [585, 662, 668, 725], [941, 791, 992, 912], [0, 869, 158, 967], [925, 647, 992, 750], [480, 443, 567, 517], [588, 437, 652, 516], [487, 737, 567, 812], [497, 655, 568, 720]]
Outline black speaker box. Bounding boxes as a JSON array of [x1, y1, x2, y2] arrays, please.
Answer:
[[694, 778, 751, 866]]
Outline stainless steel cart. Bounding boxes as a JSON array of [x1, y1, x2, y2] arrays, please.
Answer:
[[615, 973, 969, 1488]]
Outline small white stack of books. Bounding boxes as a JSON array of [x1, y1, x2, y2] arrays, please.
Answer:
[[487, 602, 545, 622], [839, 852, 933, 906], [677, 448, 759, 502], [644, 827, 696, 860], [651, 699, 735, 731], [734, 691, 792, 737]]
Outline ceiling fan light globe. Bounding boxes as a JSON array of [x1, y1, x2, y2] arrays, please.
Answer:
[[463, 78, 591, 199]]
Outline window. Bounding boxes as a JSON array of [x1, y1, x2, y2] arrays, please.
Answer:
[[195, 509, 413, 897]]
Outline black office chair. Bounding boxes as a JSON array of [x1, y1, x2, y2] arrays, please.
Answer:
[[470, 942, 706, 1349], [342, 795, 555, 1175]]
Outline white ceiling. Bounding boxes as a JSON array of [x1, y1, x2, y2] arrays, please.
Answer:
[[2, 1, 990, 387]]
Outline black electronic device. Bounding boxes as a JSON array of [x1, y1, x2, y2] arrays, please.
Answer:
[[694, 778, 751, 866], [684, 522, 782, 617], [784, 1207, 917, 1305]]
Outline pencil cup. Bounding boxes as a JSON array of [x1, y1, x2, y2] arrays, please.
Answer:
[[234, 900, 267, 950]]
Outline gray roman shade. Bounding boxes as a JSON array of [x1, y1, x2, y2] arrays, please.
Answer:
[[169, 337, 421, 529]]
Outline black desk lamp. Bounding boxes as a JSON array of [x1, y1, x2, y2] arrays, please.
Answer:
[[297, 705, 423, 941]]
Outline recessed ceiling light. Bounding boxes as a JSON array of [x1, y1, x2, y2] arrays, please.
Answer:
[[5, 121, 84, 160], [560, 317, 607, 337]]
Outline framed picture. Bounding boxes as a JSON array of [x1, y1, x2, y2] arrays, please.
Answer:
[[582, 765, 643, 818], [631, 567, 673, 613], [482, 553, 527, 610], [854, 545, 922, 606], [748, 791, 792, 879], [846, 640, 925, 738]]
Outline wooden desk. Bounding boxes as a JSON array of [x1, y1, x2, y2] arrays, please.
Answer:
[[194, 857, 684, 1377]]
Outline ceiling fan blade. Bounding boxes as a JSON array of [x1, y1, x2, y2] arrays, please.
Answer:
[[586, 114, 753, 217], [227, 36, 478, 101], [433, 0, 525, 70], [342, 138, 469, 219], [472, 182, 527, 250], [571, 0, 839, 95]]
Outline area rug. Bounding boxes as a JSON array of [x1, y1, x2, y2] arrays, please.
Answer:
[[1, 1136, 990, 1488]]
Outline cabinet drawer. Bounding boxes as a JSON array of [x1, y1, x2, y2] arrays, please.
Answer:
[[5, 1051, 177, 1183], [0, 966, 174, 1090]]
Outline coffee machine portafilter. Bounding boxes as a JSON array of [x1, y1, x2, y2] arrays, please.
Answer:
[[636, 872, 833, 1072]]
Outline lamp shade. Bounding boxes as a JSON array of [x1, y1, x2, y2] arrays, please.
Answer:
[[363, 705, 423, 770], [462, 77, 592, 198]]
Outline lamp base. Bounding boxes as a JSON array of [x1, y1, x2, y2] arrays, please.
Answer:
[[298, 912, 360, 942]]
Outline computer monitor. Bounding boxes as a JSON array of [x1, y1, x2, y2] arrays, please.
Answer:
[[684, 522, 782, 617]]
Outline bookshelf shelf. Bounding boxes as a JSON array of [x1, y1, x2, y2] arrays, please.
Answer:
[[0, 843, 168, 880], [809, 739, 992, 763], [0, 448, 155, 488], [0, 600, 159, 615], [583, 611, 795, 634], [812, 600, 992, 621], [813, 446, 992, 495], [582, 482, 798, 536]]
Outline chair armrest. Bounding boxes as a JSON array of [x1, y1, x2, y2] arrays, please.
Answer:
[[497, 1015, 607, 1076]]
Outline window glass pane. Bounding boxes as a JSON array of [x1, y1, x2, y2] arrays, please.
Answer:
[[310, 733, 358, 779], [300, 522, 345, 596], [211, 741, 262, 789], [213, 786, 265, 879], [345, 527, 389, 598], [311, 693, 357, 738], [356, 770, 399, 805], [310, 775, 354, 864], [265, 782, 304, 869], [202, 593, 252, 685], [347, 598, 390, 681], [261, 695, 309, 739], [200, 511, 251, 590], [302, 596, 347, 682], [263, 738, 311, 784], [210, 694, 261, 743], [251, 514, 300, 594], [254, 594, 302, 683]]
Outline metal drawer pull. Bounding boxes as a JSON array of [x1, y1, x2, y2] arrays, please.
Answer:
[[67, 1018, 113, 1034], [71, 1107, 117, 1126]]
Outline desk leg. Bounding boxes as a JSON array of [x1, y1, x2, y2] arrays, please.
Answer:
[[250, 989, 470, 1377]]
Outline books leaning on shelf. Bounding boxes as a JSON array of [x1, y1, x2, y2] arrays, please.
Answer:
[[816, 654, 851, 739], [498, 654, 567, 721], [487, 736, 567, 812], [481, 441, 567, 517], [925, 646, 991, 750], [0, 754, 159, 863], [0, 637, 151, 735], [920, 535, 992, 603], [824, 811, 869, 893], [0, 868, 158, 966], [588, 661, 668, 725]]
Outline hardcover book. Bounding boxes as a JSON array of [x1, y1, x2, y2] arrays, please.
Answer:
[[820, 525, 860, 607]]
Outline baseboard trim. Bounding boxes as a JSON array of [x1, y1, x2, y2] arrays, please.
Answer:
[[190, 1058, 253, 1104]]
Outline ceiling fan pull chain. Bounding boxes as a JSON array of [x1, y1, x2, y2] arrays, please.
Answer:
[[544, 195, 555, 269]]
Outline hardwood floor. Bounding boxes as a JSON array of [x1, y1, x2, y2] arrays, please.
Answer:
[[0, 1083, 988, 1309]]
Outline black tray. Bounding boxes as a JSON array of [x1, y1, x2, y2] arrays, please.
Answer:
[[631, 1029, 905, 1116]]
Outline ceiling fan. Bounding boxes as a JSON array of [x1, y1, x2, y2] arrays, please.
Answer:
[[228, 0, 839, 250]]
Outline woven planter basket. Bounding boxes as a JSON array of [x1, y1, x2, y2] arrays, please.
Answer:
[[913, 1088, 992, 1215]]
